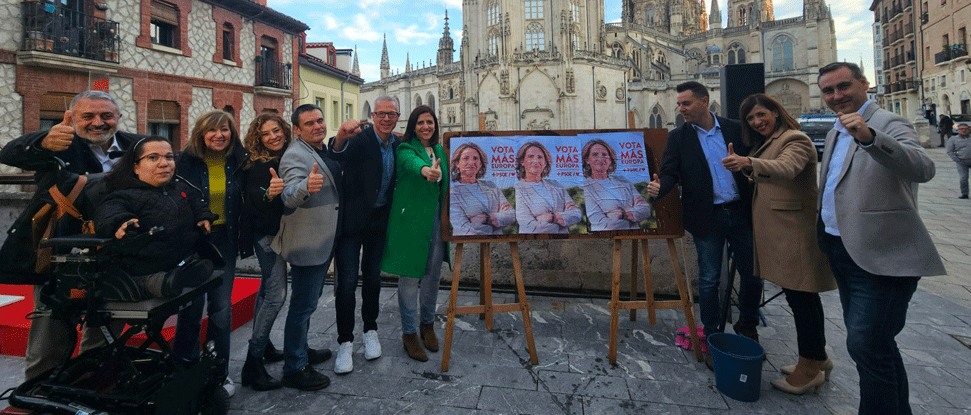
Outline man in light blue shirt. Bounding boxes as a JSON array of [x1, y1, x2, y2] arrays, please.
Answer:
[[330, 96, 402, 374], [647, 82, 761, 370]]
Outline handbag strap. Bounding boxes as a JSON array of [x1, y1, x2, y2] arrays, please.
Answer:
[[49, 175, 87, 219]]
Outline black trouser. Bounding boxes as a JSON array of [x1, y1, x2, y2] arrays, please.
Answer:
[[782, 288, 827, 361]]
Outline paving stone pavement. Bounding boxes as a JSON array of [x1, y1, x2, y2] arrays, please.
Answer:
[[1, 147, 969, 414]]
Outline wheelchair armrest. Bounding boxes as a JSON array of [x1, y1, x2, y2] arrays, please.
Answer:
[[39, 235, 113, 249]]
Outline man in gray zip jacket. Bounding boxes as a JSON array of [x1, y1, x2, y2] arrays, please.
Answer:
[[946, 123, 971, 199]]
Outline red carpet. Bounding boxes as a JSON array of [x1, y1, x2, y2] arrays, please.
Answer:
[[0, 277, 261, 357]]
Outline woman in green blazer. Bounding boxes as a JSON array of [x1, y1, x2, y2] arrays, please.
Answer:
[[380, 105, 450, 362]]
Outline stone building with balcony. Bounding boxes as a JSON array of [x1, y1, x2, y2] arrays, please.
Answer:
[[916, 0, 971, 115], [0, 0, 308, 167], [361, 0, 836, 134], [870, 0, 922, 118]]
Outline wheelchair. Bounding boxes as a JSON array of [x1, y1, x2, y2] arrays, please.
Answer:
[[4, 227, 230, 415]]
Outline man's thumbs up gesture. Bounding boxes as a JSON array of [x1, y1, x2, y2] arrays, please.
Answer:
[[647, 173, 661, 197], [307, 163, 323, 193], [41, 110, 76, 152]]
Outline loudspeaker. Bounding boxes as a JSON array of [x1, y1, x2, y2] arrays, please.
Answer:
[[720, 63, 765, 121]]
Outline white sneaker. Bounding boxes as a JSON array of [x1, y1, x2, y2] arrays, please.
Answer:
[[363, 330, 382, 360], [335, 342, 353, 374], [221, 376, 236, 397]]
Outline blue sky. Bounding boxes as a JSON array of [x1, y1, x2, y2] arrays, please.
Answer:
[[268, 0, 876, 83]]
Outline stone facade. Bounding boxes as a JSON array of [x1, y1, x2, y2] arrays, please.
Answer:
[[363, 0, 837, 134]]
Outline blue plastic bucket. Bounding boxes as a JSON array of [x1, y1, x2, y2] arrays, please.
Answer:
[[707, 332, 765, 402]]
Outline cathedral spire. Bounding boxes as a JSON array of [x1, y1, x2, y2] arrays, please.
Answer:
[[437, 10, 455, 66], [406, 53, 411, 72], [352, 45, 360, 77], [380, 34, 390, 79], [710, 0, 722, 28]]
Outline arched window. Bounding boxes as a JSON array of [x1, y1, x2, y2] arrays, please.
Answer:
[[646, 6, 655, 25], [649, 105, 663, 128], [415, 94, 422, 107], [570, 1, 580, 22], [488, 0, 500, 26], [727, 43, 745, 64], [488, 29, 500, 55], [611, 42, 624, 58], [772, 36, 795, 71], [525, 0, 543, 19], [525, 22, 545, 50]]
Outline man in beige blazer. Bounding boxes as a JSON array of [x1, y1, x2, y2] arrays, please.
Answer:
[[816, 62, 946, 415]]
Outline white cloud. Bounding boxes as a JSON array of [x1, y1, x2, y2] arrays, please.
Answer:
[[424, 12, 441, 30], [342, 14, 383, 42], [392, 24, 439, 45], [359, 0, 397, 10]]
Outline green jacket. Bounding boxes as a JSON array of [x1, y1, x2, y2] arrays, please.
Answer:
[[380, 140, 450, 278]]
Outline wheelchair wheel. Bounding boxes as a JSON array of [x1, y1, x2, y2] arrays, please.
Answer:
[[198, 386, 229, 415]]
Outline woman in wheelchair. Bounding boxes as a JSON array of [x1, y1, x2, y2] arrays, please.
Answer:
[[94, 136, 218, 301]]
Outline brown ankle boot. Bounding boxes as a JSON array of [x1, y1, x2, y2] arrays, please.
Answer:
[[403, 333, 428, 362], [419, 323, 439, 352]]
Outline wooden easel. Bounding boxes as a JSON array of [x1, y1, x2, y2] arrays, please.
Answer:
[[440, 241, 538, 372], [608, 236, 702, 365]]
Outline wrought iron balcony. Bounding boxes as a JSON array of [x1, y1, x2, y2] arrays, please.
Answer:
[[935, 44, 969, 64], [255, 57, 292, 90], [20, 1, 119, 63]]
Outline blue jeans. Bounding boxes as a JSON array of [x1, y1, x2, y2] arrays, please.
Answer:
[[173, 228, 235, 376], [398, 209, 445, 334], [283, 255, 332, 376], [823, 235, 918, 415], [334, 218, 387, 344], [692, 204, 761, 338], [247, 234, 288, 359]]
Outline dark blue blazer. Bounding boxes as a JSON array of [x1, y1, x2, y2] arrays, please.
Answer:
[[0, 130, 141, 174], [328, 127, 400, 235], [654, 116, 753, 238]]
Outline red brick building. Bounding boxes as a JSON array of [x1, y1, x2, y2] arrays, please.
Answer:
[[1, 0, 309, 151]]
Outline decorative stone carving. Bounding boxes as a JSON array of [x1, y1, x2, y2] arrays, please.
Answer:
[[566, 69, 575, 93]]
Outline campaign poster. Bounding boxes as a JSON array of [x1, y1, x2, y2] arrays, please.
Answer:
[[512, 137, 585, 235], [448, 136, 519, 236], [576, 132, 657, 231]]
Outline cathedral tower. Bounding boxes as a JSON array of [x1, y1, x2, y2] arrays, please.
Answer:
[[437, 10, 454, 66], [727, 0, 773, 27]]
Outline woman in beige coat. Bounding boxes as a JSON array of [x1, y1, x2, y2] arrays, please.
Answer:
[[722, 93, 836, 395]]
